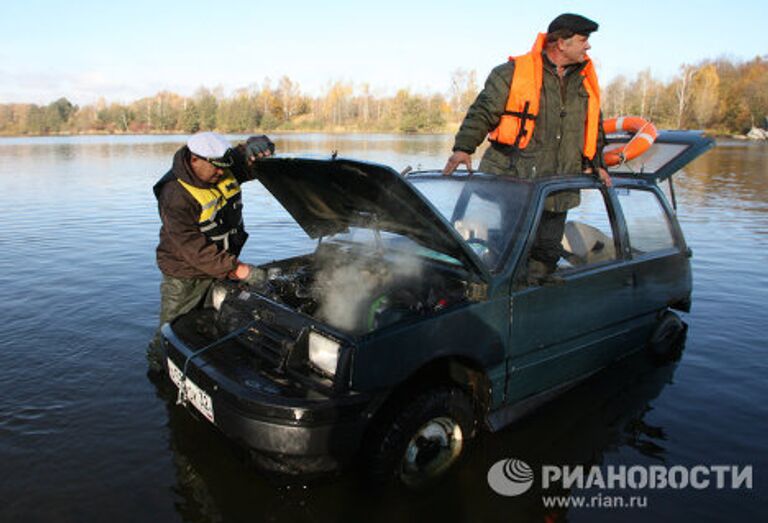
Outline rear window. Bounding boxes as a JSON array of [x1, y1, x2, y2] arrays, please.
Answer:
[[606, 142, 688, 176], [616, 188, 677, 254]]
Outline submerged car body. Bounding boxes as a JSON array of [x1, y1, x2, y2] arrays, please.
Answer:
[[160, 130, 713, 484]]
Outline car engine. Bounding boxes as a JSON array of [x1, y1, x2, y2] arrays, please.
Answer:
[[240, 243, 469, 335]]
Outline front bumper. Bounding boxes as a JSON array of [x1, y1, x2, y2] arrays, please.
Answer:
[[160, 322, 373, 474]]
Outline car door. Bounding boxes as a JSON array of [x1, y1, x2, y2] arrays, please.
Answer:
[[614, 184, 692, 317], [505, 181, 636, 404]]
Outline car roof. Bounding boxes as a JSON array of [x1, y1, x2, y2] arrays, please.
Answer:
[[409, 130, 714, 184]]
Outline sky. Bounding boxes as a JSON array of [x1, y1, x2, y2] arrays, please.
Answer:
[[1, 0, 766, 106]]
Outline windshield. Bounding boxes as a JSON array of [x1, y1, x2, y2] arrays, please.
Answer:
[[409, 176, 531, 271]]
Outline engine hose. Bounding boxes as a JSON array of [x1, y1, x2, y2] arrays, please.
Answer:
[[367, 294, 389, 331]]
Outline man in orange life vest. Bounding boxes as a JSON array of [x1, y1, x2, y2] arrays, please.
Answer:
[[443, 13, 612, 281], [147, 132, 275, 372]]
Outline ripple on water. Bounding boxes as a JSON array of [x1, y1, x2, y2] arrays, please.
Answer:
[[1, 136, 766, 521]]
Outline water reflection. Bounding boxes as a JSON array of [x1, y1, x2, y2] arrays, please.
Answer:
[[153, 343, 682, 523], [679, 140, 768, 212], [1, 135, 765, 521], [0, 133, 455, 174]]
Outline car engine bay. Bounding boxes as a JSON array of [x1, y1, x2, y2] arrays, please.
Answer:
[[225, 242, 472, 336]]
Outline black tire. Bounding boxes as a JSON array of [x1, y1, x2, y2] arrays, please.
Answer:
[[366, 387, 475, 488], [647, 311, 687, 364]]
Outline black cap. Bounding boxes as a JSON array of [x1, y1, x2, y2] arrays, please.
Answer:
[[547, 13, 599, 36]]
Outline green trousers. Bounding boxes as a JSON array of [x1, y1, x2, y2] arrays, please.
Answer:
[[147, 275, 214, 369], [530, 211, 568, 273]]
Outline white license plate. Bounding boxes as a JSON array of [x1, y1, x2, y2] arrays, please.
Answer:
[[167, 358, 215, 424]]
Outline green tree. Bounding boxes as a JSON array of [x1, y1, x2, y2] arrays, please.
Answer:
[[179, 101, 200, 133], [260, 111, 280, 131], [195, 88, 218, 130], [426, 94, 447, 130], [26, 105, 45, 134], [47, 97, 76, 130]]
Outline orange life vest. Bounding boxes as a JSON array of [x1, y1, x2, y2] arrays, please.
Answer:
[[488, 33, 601, 160]]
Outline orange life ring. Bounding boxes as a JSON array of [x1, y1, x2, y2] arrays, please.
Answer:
[[602, 116, 658, 166]]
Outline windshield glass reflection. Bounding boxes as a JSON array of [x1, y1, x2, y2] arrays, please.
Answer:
[[411, 175, 531, 271]]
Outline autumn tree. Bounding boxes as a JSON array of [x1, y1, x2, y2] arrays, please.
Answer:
[[603, 75, 629, 117], [3, 55, 766, 135], [449, 68, 478, 119], [690, 64, 720, 128], [674, 65, 696, 129], [276, 76, 303, 121], [739, 57, 768, 129], [631, 69, 659, 120], [357, 83, 373, 127], [322, 81, 353, 127]]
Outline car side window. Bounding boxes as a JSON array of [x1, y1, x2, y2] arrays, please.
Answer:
[[519, 188, 617, 287], [555, 188, 617, 271], [616, 188, 676, 254]]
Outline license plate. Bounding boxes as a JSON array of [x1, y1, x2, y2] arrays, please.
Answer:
[[167, 358, 215, 424]]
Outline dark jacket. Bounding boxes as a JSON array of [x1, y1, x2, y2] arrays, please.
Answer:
[[153, 144, 258, 279], [454, 53, 606, 188]]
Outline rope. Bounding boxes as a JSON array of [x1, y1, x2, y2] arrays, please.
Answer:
[[176, 320, 256, 407]]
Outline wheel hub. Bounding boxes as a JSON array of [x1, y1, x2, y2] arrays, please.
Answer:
[[400, 416, 464, 486]]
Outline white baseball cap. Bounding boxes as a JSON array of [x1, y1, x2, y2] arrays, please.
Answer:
[[187, 132, 232, 160]]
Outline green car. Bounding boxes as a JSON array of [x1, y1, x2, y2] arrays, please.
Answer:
[[160, 130, 713, 487]]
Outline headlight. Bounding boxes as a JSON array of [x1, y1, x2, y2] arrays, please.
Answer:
[[211, 284, 228, 311], [308, 331, 340, 376]]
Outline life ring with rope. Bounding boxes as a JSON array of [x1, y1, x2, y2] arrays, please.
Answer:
[[602, 116, 658, 166]]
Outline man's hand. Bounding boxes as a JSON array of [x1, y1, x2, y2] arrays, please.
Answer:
[[228, 262, 266, 286], [244, 135, 275, 164], [584, 166, 613, 188], [442, 151, 473, 176], [597, 167, 612, 188]]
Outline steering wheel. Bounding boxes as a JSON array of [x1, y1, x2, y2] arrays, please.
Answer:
[[466, 237, 499, 263]]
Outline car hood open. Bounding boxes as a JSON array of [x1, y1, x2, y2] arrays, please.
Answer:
[[253, 157, 489, 281]]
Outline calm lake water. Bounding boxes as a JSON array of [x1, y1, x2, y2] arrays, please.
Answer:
[[0, 133, 766, 522]]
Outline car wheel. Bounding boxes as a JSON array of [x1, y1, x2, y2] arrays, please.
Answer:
[[367, 387, 475, 488], [647, 311, 687, 363]]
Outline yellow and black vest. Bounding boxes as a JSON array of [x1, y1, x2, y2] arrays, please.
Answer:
[[175, 173, 247, 254], [155, 168, 248, 256]]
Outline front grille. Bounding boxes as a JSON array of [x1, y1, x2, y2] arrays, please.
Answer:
[[237, 319, 302, 369]]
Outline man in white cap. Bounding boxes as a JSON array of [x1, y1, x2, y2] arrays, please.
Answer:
[[148, 132, 275, 372]]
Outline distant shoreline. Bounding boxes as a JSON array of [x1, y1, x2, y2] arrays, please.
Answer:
[[0, 129, 763, 141], [0, 128, 460, 138]]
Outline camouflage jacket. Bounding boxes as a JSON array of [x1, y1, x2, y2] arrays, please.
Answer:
[[453, 53, 606, 211]]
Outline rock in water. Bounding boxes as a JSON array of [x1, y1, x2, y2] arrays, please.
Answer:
[[746, 127, 768, 140]]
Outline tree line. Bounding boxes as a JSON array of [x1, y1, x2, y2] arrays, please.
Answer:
[[1, 56, 765, 136]]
